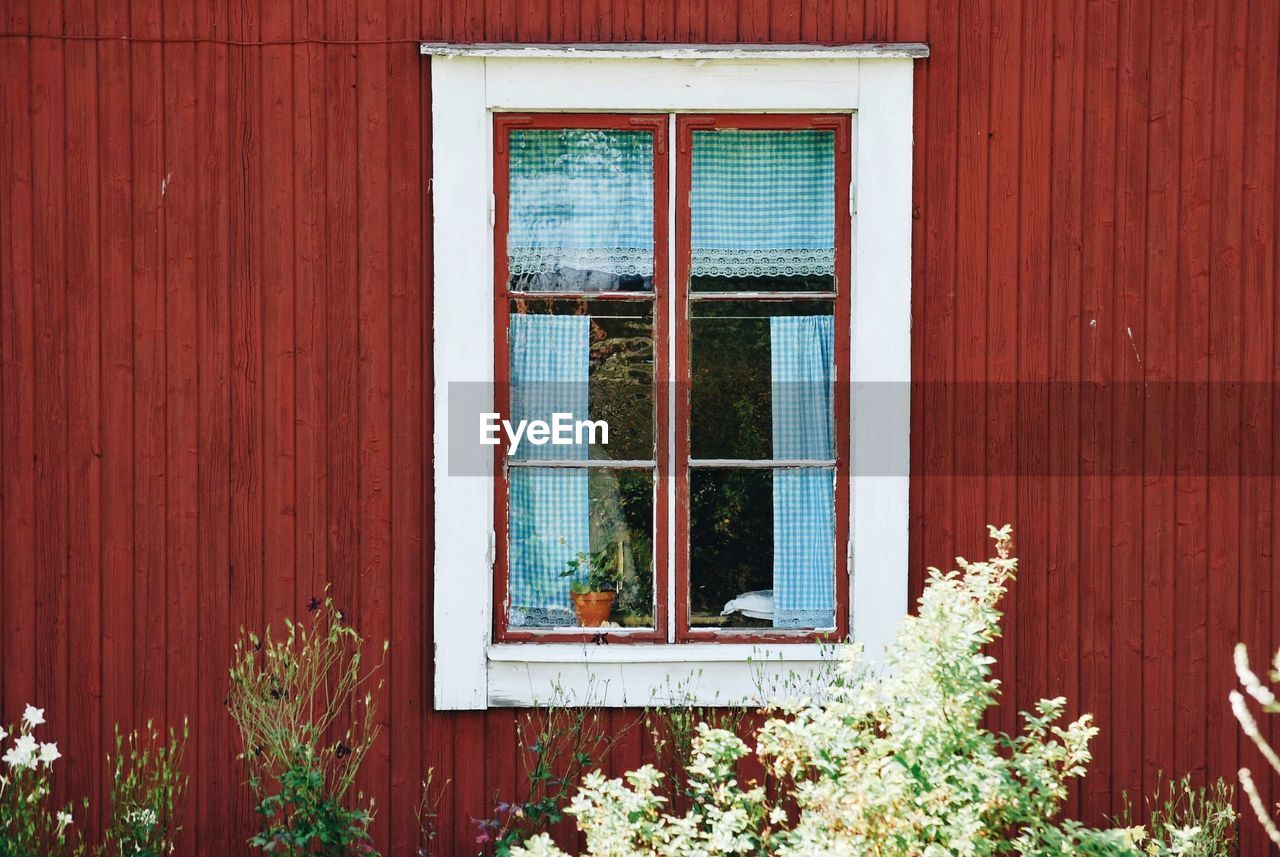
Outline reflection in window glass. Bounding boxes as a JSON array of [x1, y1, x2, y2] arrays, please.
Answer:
[[690, 300, 835, 460], [508, 467, 654, 629], [508, 129, 655, 292], [689, 466, 835, 630], [510, 299, 655, 462]]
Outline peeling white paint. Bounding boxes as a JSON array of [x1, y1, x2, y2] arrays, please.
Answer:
[[420, 42, 930, 60], [161, 171, 172, 198]]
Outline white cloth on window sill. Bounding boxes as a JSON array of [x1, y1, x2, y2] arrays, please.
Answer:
[[720, 590, 774, 620]]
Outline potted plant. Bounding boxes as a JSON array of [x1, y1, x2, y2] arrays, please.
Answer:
[[560, 544, 625, 628]]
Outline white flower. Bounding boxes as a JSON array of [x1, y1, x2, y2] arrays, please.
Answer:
[[3, 734, 39, 769], [126, 807, 158, 828], [0, 725, 8, 742], [57, 810, 73, 826], [38, 742, 60, 766], [22, 705, 45, 728]]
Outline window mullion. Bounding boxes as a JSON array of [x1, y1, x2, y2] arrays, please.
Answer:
[[665, 111, 678, 645]]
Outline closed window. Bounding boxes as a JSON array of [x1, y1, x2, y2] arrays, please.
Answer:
[[493, 114, 851, 643]]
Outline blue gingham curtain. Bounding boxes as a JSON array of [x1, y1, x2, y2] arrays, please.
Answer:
[[771, 315, 836, 629], [690, 129, 836, 278], [508, 314, 590, 627], [508, 129, 654, 278]]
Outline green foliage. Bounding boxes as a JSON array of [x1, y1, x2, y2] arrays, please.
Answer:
[[560, 548, 624, 595], [100, 721, 189, 857], [511, 526, 1214, 857], [228, 592, 386, 856], [1117, 776, 1237, 856], [0, 707, 86, 857], [473, 681, 640, 856]]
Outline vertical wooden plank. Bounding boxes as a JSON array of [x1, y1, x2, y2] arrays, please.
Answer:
[[1172, 0, 1212, 791], [706, 0, 737, 42], [986, 0, 1022, 742], [326, 0, 359, 649], [356, 0, 394, 842], [1110, 0, 1150, 819], [1078, 0, 1118, 823], [1046, 0, 1085, 817], [679, 0, 707, 42], [1204, 0, 1247, 809], [919, 0, 958, 601], [161, 0, 201, 849], [1238, 0, 1279, 850], [516, 0, 548, 41], [1015, 0, 1052, 760], [95, 0, 137, 816], [195, 0, 234, 849], [0, 0, 37, 725], [261, 0, 297, 643], [769, 0, 801, 41], [130, 0, 168, 729], [452, 712, 487, 849], [28, 0, 70, 809], [953, 0, 990, 695], [1141, 0, 1183, 804], [294, 0, 327, 682], [739, 0, 768, 43], [63, 0, 105, 832], [229, 0, 265, 840], [388, 0, 427, 846]]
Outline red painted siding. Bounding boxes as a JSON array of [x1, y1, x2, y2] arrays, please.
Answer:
[[0, 1, 1278, 854]]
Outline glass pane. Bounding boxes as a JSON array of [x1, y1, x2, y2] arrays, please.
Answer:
[[507, 128, 655, 292], [690, 301, 836, 461], [508, 467, 654, 630], [509, 300, 655, 462], [689, 467, 835, 631], [689, 128, 835, 290]]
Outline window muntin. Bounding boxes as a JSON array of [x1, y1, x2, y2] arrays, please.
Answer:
[[494, 113, 849, 643]]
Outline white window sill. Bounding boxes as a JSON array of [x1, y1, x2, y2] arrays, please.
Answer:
[[485, 642, 845, 707]]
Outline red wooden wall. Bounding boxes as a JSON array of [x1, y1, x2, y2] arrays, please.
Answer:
[[2, 0, 1279, 853]]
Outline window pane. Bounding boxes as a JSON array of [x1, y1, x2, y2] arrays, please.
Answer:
[[508, 129, 655, 292], [509, 300, 655, 462], [690, 301, 836, 461], [508, 467, 654, 630], [689, 129, 835, 289], [689, 466, 835, 630]]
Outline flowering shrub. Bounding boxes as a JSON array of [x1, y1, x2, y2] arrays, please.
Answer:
[[228, 593, 386, 856], [1231, 641, 1280, 847], [512, 526, 1207, 857], [0, 704, 83, 856], [1116, 776, 1237, 856], [101, 721, 189, 857]]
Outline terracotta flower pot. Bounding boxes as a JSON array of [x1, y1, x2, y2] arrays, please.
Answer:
[[570, 591, 617, 627]]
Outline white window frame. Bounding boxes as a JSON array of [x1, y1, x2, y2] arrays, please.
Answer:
[[427, 43, 926, 709]]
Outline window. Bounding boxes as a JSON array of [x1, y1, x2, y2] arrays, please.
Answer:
[[492, 114, 854, 644], [428, 44, 925, 708]]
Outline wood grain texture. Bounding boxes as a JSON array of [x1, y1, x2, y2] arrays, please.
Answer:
[[2, 0, 1280, 852]]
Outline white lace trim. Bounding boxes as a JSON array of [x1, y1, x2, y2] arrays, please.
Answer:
[[509, 606, 578, 628], [509, 247, 654, 276], [691, 248, 835, 278]]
